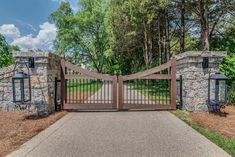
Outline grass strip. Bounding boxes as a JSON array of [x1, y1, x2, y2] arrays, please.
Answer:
[[171, 110, 235, 157]]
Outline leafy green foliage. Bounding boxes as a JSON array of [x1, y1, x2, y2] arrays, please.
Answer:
[[227, 86, 235, 104], [106, 0, 171, 74], [50, 0, 235, 81], [0, 34, 19, 68], [220, 55, 235, 84], [49, 2, 75, 56], [220, 55, 235, 103], [211, 26, 235, 56], [50, 0, 110, 73]]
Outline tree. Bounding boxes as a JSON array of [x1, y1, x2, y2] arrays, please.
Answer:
[[180, 0, 185, 53], [50, 0, 109, 73], [50, 0, 235, 75], [107, 0, 170, 73], [50, 2, 75, 56], [0, 34, 19, 68], [188, 0, 235, 51]]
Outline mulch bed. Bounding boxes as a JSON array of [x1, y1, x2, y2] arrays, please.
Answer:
[[0, 111, 67, 157], [190, 105, 235, 140]]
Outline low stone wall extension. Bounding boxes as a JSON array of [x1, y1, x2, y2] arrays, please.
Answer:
[[0, 65, 15, 111], [0, 51, 61, 115]]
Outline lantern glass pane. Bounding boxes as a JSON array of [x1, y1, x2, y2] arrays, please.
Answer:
[[210, 79, 216, 101], [24, 78, 30, 101], [14, 79, 22, 102], [219, 80, 226, 103]]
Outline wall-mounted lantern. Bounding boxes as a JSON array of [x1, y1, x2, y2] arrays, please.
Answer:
[[12, 57, 34, 110], [12, 71, 31, 107], [208, 73, 228, 112]]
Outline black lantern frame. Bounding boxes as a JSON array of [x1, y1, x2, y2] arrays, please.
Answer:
[[208, 72, 228, 112], [12, 62, 32, 110]]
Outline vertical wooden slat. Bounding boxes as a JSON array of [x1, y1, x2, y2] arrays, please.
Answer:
[[79, 78, 81, 104], [76, 78, 78, 104], [89, 79, 91, 104], [118, 75, 123, 109], [96, 79, 99, 103], [171, 57, 177, 109], [154, 80, 157, 104], [82, 79, 84, 104], [134, 80, 136, 104], [126, 81, 128, 104], [73, 73, 74, 104], [137, 80, 139, 104], [141, 80, 143, 104], [112, 76, 117, 109], [91, 79, 93, 104]]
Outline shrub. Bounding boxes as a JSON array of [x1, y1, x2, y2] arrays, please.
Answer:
[[220, 55, 235, 104]]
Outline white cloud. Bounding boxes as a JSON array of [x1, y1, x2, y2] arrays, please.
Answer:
[[11, 22, 57, 51], [0, 24, 20, 39]]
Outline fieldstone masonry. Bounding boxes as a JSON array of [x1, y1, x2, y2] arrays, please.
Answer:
[[0, 51, 61, 115], [176, 51, 226, 112], [0, 65, 15, 111]]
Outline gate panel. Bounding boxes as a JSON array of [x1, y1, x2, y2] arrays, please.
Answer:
[[118, 57, 176, 110], [61, 59, 117, 110]]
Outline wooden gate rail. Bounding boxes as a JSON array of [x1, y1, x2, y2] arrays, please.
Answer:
[[61, 59, 117, 110], [118, 57, 176, 110]]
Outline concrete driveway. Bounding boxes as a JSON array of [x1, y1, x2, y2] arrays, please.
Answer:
[[6, 111, 230, 157]]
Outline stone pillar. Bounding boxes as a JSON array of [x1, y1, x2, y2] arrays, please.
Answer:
[[176, 51, 226, 112], [13, 51, 61, 115]]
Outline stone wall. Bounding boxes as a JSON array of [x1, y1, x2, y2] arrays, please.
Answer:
[[0, 51, 61, 115], [176, 51, 226, 112], [0, 65, 15, 111]]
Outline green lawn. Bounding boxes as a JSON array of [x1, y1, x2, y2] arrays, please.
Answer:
[[171, 110, 235, 157], [67, 80, 103, 93]]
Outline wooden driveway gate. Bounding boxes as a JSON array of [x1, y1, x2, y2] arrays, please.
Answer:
[[118, 58, 176, 110], [61, 58, 176, 110], [61, 59, 117, 110]]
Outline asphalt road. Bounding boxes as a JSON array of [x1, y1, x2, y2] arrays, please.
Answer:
[[6, 111, 231, 157]]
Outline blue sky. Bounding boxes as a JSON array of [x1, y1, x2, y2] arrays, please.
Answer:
[[0, 0, 78, 50]]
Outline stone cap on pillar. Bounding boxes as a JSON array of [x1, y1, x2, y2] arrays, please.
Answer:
[[176, 51, 226, 60], [13, 51, 62, 64], [175, 51, 226, 69]]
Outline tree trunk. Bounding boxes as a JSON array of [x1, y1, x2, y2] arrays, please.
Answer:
[[158, 19, 162, 64], [199, 0, 209, 51], [180, 0, 185, 53], [162, 9, 169, 63], [165, 10, 170, 61], [143, 22, 153, 67]]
